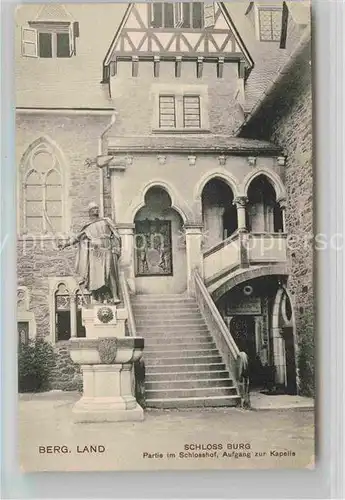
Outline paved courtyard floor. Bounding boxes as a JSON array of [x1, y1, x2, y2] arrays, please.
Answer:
[[19, 392, 315, 472]]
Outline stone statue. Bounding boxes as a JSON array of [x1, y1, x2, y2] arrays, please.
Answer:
[[59, 202, 121, 304]]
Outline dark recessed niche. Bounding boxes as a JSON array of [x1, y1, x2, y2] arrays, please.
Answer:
[[302, 286, 308, 293], [299, 306, 304, 314], [291, 252, 296, 258]]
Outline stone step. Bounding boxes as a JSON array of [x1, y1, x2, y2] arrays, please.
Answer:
[[136, 319, 206, 327], [146, 386, 237, 400], [146, 362, 226, 373], [133, 302, 198, 309], [138, 331, 210, 338], [132, 298, 194, 305], [132, 302, 199, 308], [143, 335, 214, 345], [146, 370, 230, 382], [146, 378, 234, 391], [145, 355, 223, 366], [144, 349, 220, 359], [137, 324, 209, 333], [135, 312, 204, 321], [145, 395, 240, 409], [144, 341, 217, 351], [133, 293, 190, 298]]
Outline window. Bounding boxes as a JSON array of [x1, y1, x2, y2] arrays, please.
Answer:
[[159, 96, 176, 129], [183, 96, 201, 128], [258, 8, 282, 41], [151, 3, 174, 28], [150, 2, 214, 29], [158, 94, 202, 130], [21, 139, 65, 234], [54, 283, 88, 342], [22, 21, 79, 58], [153, 85, 209, 131], [55, 284, 71, 341], [17, 286, 37, 340], [18, 322, 29, 345]]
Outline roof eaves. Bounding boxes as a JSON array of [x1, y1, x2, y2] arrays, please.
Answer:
[[218, 2, 255, 72], [103, 3, 133, 71]]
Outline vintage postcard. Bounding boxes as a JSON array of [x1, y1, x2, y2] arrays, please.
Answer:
[[16, 1, 314, 472]]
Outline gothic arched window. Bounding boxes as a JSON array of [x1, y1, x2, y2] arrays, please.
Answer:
[[21, 138, 65, 234], [55, 283, 71, 341]]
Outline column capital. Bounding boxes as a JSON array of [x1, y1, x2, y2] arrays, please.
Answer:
[[184, 224, 203, 235], [233, 196, 248, 207], [277, 197, 287, 209], [116, 223, 135, 233]]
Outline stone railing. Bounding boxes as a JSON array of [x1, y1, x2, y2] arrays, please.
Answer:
[[203, 231, 287, 287], [119, 271, 137, 337], [119, 271, 146, 407], [193, 270, 240, 388], [203, 232, 242, 286], [247, 232, 287, 263]]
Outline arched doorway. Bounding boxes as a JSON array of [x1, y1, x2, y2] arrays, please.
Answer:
[[216, 275, 297, 392], [247, 175, 283, 233], [133, 186, 187, 294], [201, 178, 237, 250]]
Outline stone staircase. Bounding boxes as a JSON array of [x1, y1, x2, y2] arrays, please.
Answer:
[[131, 294, 240, 409]]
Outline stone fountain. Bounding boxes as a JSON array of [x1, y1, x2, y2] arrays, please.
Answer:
[[69, 304, 144, 423]]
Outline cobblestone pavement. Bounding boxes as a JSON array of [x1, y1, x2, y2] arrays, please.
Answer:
[[19, 392, 315, 472]]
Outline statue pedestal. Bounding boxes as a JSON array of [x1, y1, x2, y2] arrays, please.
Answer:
[[69, 305, 144, 423]]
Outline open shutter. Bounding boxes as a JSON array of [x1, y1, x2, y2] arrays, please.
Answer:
[[68, 22, 79, 56], [22, 27, 38, 58], [69, 23, 74, 56], [174, 2, 184, 28], [203, 3, 215, 28]]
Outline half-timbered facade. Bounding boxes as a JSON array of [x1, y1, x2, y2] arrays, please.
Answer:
[[16, 2, 312, 403]]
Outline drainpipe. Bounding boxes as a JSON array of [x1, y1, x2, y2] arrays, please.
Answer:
[[98, 110, 117, 217]]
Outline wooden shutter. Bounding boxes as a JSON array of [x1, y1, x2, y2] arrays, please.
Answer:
[[183, 96, 201, 128], [159, 96, 176, 129], [69, 23, 74, 56], [22, 27, 38, 57], [203, 3, 215, 28]]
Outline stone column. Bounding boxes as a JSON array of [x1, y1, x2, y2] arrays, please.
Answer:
[[117, 223, 136, 293], [272, 328, 286, 385], [70, 295, 77, 338], [234, 196, 248, 232], [271, 289, 287, 386], [278, 198, 287, 232], [185, 224, 204, 295]]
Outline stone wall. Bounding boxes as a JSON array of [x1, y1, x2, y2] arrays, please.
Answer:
[[17, 113, 114, 390], [109, 59, 245, 137], [50, 343, 82, 391], [241, 40, 314, 394]]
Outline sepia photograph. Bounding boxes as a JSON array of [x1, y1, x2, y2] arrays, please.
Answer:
[[16, 1, 314, 472]]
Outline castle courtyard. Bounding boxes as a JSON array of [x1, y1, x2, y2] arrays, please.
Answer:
[[19, 392, 314, 472]]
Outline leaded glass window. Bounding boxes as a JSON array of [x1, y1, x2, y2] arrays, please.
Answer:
[[22, 139, 64, 234], [55, 283, 71, 341], [258, 8, 282, 42]]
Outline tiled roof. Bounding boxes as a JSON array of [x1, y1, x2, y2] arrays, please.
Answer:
[[224, 1, 311, 114], [15, 2, 310, 113], [15, 4, 126, 108], [107, 135, 281, 155]]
